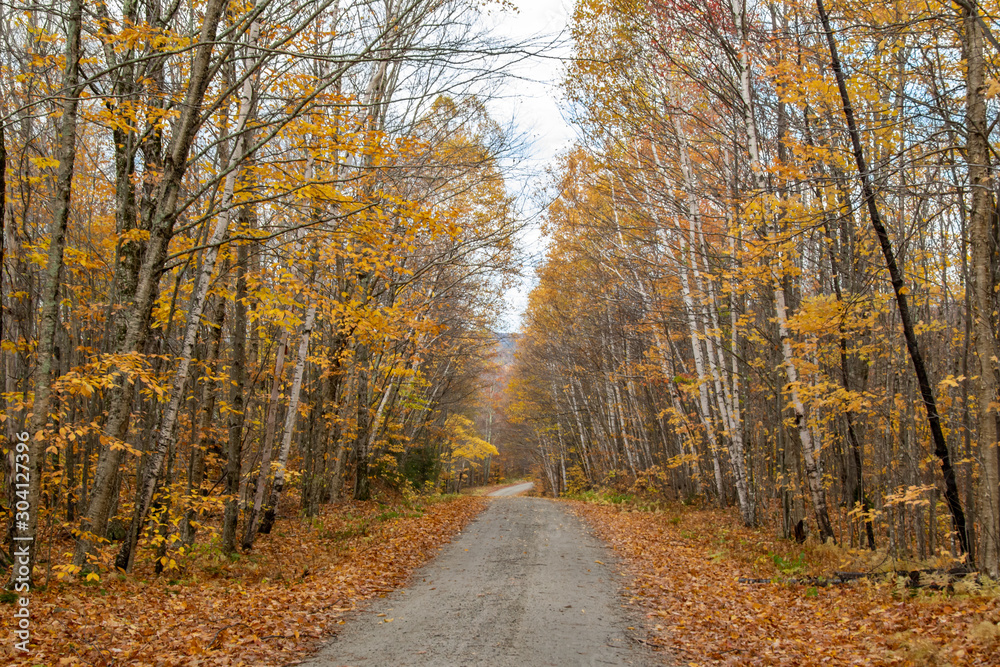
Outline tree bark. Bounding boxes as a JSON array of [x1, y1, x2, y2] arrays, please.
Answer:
[[221, 233, 249, 553], [259, 304, 317, 534], [962, 2, 1000, 574], [113, 10, 260, 572], [816, 0, 971, 556], [180, 295, 226, 546], [15, 0, 83, 585], [75, 0, 233, 568], [242, 331, 287, 549]]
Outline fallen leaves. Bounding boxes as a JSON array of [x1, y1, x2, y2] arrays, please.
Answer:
[[0, 495, 486, 666], [572, 501, 1000, 666]]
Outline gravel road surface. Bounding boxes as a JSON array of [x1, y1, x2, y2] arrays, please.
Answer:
[[487, 482, 534, 497], [298, 497, 661, 666]]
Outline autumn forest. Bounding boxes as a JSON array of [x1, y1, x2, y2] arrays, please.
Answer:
[[511, 0, 1000, 571], [2, 0, 1000, 663]]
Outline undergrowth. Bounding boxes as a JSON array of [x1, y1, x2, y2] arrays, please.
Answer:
[[564, 485, 986, 587]]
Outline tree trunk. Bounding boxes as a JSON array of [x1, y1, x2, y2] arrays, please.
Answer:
[[180, 295, 226, 546], [353, 341, 373, 501], [963, 3, 1000, 575], [817, 0, 970, 555], [74, 0, 232, 568], [775, 281, 836, 542], [242, 331, 288, 549], [15, 0, 83, 586], [259, 304, 317, 534], [221, 234, 249, 553], [803, 103, 876, 549], [113, 12, 260, 571]]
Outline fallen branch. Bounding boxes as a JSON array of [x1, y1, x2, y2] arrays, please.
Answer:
[[207, 622, 252, 651], [739, 567, 980, 589]]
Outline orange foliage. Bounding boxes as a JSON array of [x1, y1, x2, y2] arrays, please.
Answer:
[[0, 496, 486, 666], [572, 501, 1000, 666]]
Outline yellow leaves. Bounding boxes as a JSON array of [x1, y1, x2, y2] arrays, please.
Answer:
[[665, 453, 701, 469], [883, 484, 937, 508], [98, 21, 194, 55], [52, 563, 83, 580], [27, 248, 49, 267], [30, 156, 60, 170], [300, 182, 346, 203], [60, 375, 97, 398], [118, 228, 151, 246], [785, 293, 844, 337], [444, 414, 498, 462], [103, 434, 143, 457], [986, 78, 1000, 100], [937, 374, 964, 390]]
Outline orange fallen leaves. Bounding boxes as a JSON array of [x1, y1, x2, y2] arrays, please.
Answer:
[[1, 496, 486, 666], [572, 501, 1000, 666]]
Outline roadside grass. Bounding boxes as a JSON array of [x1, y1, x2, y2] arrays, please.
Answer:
[[569, 495, 1000, 665], [0, 493, 486, 666]]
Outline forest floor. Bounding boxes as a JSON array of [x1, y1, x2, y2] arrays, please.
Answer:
[[1, 494, 486, 666], [570, 498, 1000, 666]]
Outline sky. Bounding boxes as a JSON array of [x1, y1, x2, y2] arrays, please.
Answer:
[[479, 0, 578, 332]]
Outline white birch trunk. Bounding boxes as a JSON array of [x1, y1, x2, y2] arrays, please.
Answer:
[[775, 284, 834, 538], [114, 15, 262, 570], [261, 302, 317, 528], [726, 1, 819, 531], [623, 150, 706, 490], [669, 107, 756, 521], [678, 257, 726, 500], [242, 330, 288, 547]]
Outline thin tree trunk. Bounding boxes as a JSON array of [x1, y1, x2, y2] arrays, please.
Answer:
[[242, 331, 287, 549], [670, 115, 753, 520], [353, 341, 373, 501], [678, 244, 727, 502], [221, 234, 249, 553], [775, 281, 836, 541], [817, 0, 970, 556], [259, 304, 317, 534], [15, 0, 83, 585], [803, 103, 876, 549], [180, 295, 226, 546]]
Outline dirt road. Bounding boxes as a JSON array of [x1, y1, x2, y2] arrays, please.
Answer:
[[298, 497, 661, 666], [487, 481, 534, 497]]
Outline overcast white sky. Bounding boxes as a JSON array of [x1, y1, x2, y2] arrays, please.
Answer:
[[480, 0, 577, 332]]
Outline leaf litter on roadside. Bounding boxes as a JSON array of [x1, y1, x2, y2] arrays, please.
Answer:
[[571, 501, 1000, 666], [0, 495, 486, 666]]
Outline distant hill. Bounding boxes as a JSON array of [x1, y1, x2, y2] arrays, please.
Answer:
[[493, 332, 519, 366]]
